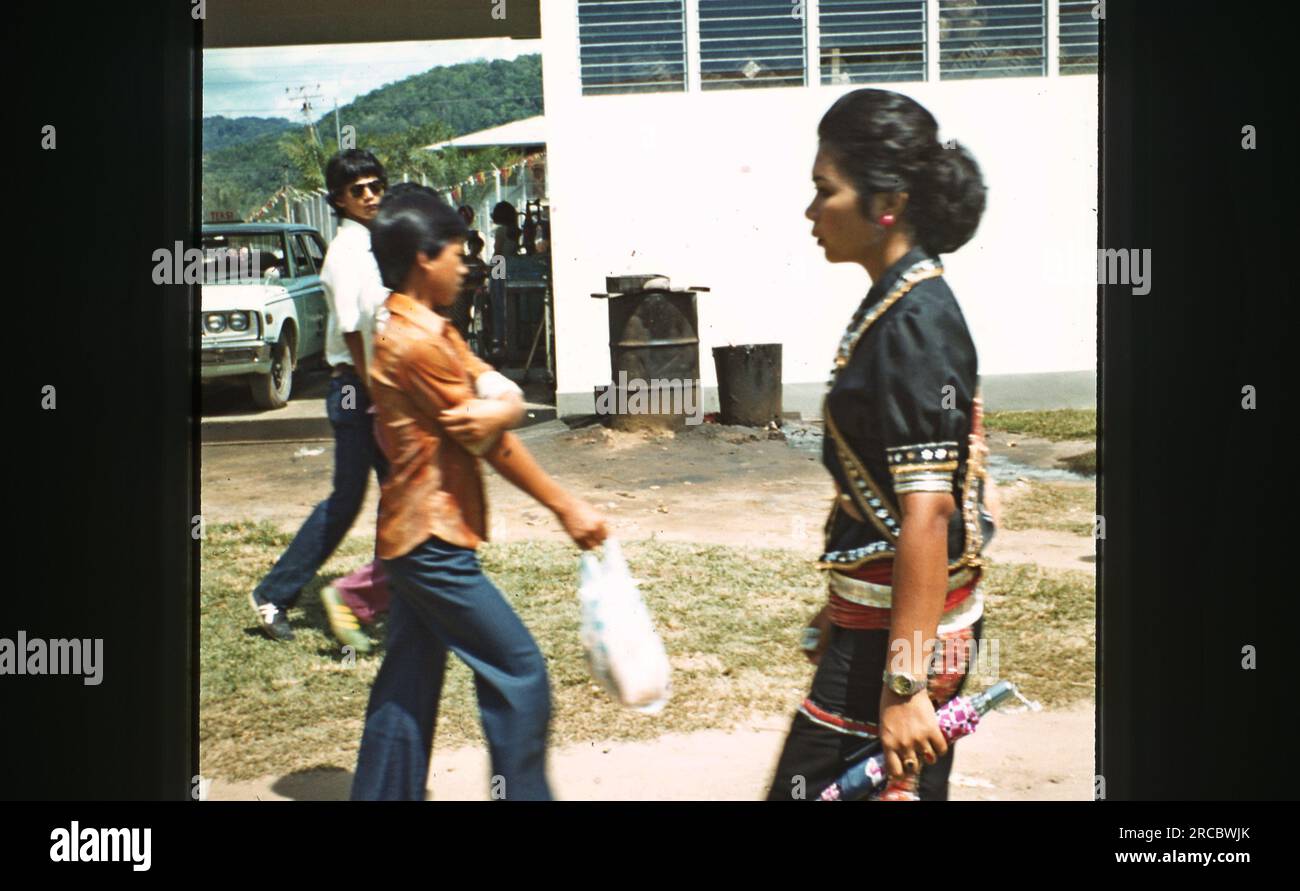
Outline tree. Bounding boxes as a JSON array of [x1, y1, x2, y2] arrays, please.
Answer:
[[360, 121, 521, 190], [202, 55, 543, 216], [279, 127, 330, 192]]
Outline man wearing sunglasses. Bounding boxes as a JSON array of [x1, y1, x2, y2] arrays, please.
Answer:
[[249, 149, 394, 649]]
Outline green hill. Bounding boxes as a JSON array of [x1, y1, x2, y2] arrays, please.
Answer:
[[203, 54, 543, 218], [202, 115, 294, 152], [338, 55, 542, 137]]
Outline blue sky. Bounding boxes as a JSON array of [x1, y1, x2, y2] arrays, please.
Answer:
[[203, 38, 542, 120]]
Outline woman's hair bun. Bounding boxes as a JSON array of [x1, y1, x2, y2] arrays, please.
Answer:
[[911, 138, 986, 255], [818, 90, 986, 255]]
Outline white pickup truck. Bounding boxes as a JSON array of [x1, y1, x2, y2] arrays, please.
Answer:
[[200, 223, 329, 409]]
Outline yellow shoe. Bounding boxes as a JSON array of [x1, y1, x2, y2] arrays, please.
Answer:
[[320, 586, 372, 654]]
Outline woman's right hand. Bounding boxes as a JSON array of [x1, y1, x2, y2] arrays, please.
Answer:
[[557, 497, 608, 550], [803, 605, 833, 665]]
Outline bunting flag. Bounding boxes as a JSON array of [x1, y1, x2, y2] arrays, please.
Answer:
[[242, 184, 325, 223], [424, 152, 547, 200], [246, 186, 287, 222]]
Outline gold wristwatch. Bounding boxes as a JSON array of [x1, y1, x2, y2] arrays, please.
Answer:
[[883, 670, 927, 697]]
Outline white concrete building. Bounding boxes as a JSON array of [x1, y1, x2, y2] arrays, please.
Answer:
[[539, 0, 1099, 414]]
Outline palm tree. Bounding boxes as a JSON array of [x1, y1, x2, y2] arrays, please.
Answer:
[[278, 127, 330, 192]]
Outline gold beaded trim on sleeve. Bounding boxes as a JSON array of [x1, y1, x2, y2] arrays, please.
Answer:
[[822, 258, 946, 545]]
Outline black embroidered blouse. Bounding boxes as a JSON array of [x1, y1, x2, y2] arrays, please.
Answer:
[[820, 245, 996, 570]]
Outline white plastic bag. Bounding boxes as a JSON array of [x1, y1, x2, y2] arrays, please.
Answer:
[[578, 539, 671, 714]]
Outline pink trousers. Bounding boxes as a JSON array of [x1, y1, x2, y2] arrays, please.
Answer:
[[335, 409, 393, 624], [334, 559, 390, 625]]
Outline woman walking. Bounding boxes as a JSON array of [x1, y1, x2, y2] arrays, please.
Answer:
[[767, 89, 997, 802]]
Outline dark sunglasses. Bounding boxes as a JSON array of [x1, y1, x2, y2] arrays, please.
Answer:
[[346, 178, 386, 199]]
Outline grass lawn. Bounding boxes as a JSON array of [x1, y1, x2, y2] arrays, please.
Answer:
[[1000, 481, 1097, 536], [984, 408, 1096, 441], [201, 523, 1095, 781], [1056, 449, 1098, 476]]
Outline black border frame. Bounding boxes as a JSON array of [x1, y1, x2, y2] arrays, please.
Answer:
[[5, 0, 1294, 809]]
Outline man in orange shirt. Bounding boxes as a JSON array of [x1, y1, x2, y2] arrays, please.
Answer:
[[351, 186, 607, 801]]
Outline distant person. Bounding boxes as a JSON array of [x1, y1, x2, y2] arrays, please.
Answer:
[[457, 232, 490, 347], [456, 204, 479, 245], [490, 200, 521, 258], [248, 149, 393, 652], [534, 213, 550, 254], [351, 185, 607, 800], [487, 201, 521, 360], [521, 211, 539, 255], [465, 231, 488, 273]]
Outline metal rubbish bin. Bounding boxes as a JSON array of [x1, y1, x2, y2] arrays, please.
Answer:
[[591, 275, 709, 431], [712, 343, 783, 427]]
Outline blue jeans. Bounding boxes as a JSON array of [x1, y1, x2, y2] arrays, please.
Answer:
[[351, 536, 553, 801], [253, 370, 388, 609]]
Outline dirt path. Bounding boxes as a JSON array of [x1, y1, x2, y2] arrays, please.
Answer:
[[202, 421, 1093, 570], [201, 422, 834, 548], [202, 420, 1095, 800], [209, 700, 1093, 801], [985, 529, 1094, 572]]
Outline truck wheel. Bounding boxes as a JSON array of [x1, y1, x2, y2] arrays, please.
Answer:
[[249, 338, 294, 409]]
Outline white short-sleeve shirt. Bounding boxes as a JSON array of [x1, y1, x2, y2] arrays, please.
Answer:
[[320, 217, 389, 369]]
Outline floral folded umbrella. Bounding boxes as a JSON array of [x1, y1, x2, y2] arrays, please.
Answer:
[[817, 680, 1024, 801]]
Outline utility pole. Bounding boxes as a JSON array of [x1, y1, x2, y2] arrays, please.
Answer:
[[333, 97, 342, 151], [284, 84, 325, 212], [285, 83, 325, 145]]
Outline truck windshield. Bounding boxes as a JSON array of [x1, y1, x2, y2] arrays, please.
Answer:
[[201, 232, 287, 283]]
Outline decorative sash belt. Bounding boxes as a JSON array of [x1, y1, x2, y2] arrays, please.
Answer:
[[827, 561, 982, 632]]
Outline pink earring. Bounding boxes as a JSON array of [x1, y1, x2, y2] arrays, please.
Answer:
[[879, 214, 896, 227]]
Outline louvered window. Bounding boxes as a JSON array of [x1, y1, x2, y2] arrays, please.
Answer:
[[698, 0, 807, 90], [578, 0, 688, 95], [1058, 0, 1099, 75], [939, 0, 1046, 79], [819, 0, 927, 85]]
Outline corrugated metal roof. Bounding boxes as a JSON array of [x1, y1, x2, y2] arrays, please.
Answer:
[[425, 115, 546, 151]]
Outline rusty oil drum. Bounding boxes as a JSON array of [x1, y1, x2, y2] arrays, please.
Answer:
[[593, 278, 704, 431]]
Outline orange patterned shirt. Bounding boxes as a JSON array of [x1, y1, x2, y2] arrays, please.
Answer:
[[370, 291, 497, 558]]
